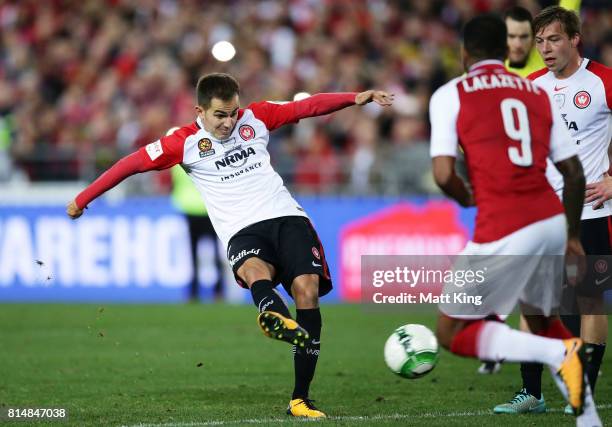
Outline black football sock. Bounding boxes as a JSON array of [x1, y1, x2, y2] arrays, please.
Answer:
[[584, 343, 605, 395], [292, 308, 322, 399], [250, 280, 291, 318], [520, 362, 543, 399], [561, 315, 581, 337]]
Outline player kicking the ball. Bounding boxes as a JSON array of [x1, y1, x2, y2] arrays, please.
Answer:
[[66, 73, 393, 418], [429, 14, 601, 426]]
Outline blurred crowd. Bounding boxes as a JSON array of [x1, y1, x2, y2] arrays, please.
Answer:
[[1, 0, 611, 195]]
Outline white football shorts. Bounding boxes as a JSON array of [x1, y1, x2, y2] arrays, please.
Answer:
[[439, 214, 566, 319]]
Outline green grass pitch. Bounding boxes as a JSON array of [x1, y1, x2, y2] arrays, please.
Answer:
[[0, 303, 609, 426]]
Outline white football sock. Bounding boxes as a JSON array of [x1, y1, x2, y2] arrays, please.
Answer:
[[477, 321, 566, 368], [576, 381, 602, 427]]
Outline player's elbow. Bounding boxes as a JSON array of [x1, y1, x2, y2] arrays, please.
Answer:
[[432, 156, 455, 189], [556, 155, 585, 190], [433, 166, 453, 189]]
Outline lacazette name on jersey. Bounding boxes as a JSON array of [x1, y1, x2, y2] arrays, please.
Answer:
[[461, 72, 542, 94]]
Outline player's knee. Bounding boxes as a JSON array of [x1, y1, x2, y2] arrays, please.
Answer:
[[237, 258, 275, 287], [435, 325, 453, 351], [577, 295, 604, 313], [435, 316, 457, 351], [291, 274, 319, 306]]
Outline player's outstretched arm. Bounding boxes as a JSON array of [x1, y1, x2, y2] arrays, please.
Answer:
[[248, 90, 393, 131], [354, 90, 394, 106], [66, 200, 84, 219], [66, 150, 150, 220], [67, 127, 185, 220]]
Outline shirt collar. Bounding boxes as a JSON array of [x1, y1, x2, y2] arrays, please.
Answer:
[[469, 59, 506, 72]]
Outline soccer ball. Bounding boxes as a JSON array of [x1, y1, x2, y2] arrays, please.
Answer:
[[384, 324, 439, 379]]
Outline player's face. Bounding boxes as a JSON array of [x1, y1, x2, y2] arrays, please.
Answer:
[[197, 95, 240, 140], [505, 18, 533, 67], [535, 21, 580, 77]]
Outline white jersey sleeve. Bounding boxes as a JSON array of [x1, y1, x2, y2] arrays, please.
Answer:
[[430, 79, 461, 158]]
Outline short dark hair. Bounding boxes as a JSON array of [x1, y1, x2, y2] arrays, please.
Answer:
[[533, 6, 581, 39], [196, 73, 240, 108], [504, 6, 533, 24], [463, 14, 507, 61]]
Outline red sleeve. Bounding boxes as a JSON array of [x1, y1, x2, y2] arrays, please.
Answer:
[[527, 67, 548, 81], [75, 129, 188, 209], [75, 151, 149, 209], [586, 60, 612, 111], [247, 93, 357, 131]]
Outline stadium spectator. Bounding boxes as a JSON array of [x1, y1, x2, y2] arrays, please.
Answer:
[[599, 31, 612, 67], [2, 1, 609, 194]]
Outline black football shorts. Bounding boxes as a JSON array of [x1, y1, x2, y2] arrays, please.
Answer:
[[575, 216, 612, 297], [226, 216, 333, 298]]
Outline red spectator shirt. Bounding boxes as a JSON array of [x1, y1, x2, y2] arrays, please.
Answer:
[[429, 60, 576, 243], [76, 93, 356, 248]]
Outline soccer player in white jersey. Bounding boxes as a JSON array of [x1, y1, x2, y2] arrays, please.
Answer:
[[495, 6, 612, 415], [66, 73, 394, 418]]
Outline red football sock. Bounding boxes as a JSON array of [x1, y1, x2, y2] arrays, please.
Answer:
[[538, 318, 573, 339], [450, 320, 486, 357]]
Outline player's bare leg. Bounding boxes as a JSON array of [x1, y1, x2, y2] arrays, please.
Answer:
[[435, 314, 468, 350], [239, 257, 275, 285], [286, 273, 325, 418], [580, 313, 608, 345]]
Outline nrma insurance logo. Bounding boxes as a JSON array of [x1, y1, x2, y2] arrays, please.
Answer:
[[215, 146, 256, 170]]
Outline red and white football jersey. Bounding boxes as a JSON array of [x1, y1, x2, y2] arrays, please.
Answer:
[[430, 60, 577, 243], [140, 102, 313, 248], [74, 93, 357, 247], [529, 59, 612, 220]]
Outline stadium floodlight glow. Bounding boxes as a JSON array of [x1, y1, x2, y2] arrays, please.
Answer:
[[211, 41, 236, 62], [293, 92, 311, 101]]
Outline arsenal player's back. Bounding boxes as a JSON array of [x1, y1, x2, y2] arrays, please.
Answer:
[[430, 60, 569, 243]]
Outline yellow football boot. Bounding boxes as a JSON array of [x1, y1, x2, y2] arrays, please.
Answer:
[[257, 311, 309, 347], [557, 338, 585, 415], [286, 398, 326, 418]]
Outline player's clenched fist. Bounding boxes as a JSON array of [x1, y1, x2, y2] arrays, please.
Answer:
[[66, 200, 84, 219], [355, 90, 394, 106]]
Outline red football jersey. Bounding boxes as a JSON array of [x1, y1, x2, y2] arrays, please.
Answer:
[[430, 60, 577, 243]]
